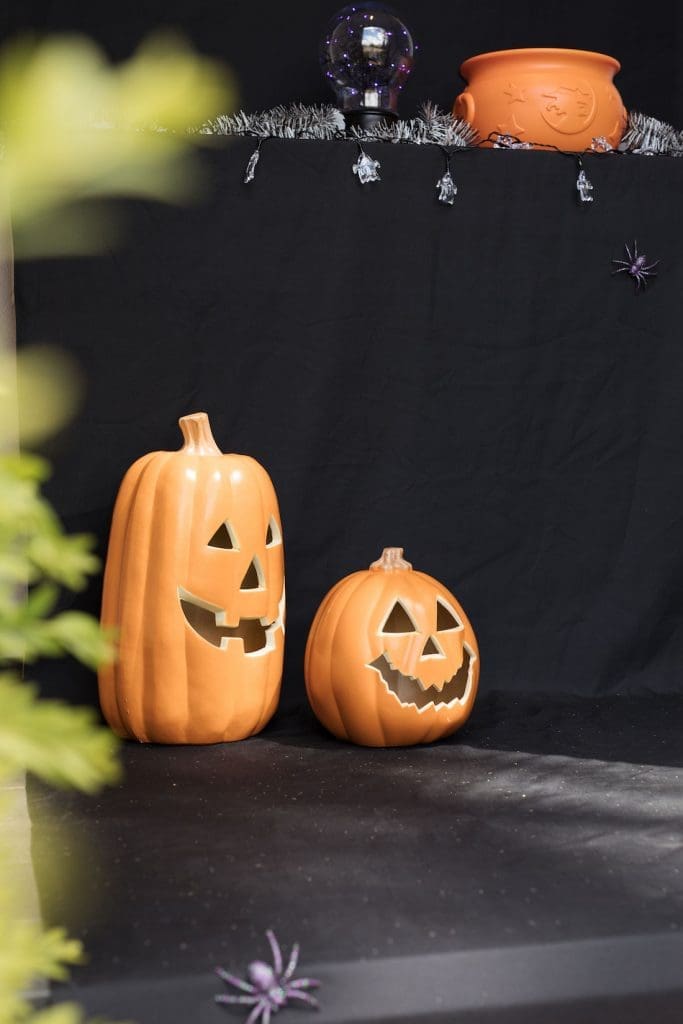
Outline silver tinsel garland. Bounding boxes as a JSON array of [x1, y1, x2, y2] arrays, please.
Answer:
[[619, 111, 683, 155], [202, 103, 347, 140], [199, 103, 683, 156], [200, 103, 476, 148]]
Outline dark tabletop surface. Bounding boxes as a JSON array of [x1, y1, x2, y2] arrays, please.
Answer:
[[29, 692, 683, 1022]]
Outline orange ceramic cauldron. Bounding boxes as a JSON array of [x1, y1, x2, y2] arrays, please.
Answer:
[[454, 48, 627, 151]]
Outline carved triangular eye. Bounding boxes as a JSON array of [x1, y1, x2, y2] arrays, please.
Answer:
[[381, 600, 417, 633], [208, 522, 238, 550], [436, 598, 462, 631], [265, 516, 282, 547]]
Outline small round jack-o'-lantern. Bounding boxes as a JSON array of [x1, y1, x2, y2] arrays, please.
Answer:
[[98, 412, 285, 744], [304, 548, 479, 747]]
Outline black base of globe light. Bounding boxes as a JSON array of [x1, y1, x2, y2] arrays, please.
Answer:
[[344, 108, 399, 130], [321, 4, 415, 127]]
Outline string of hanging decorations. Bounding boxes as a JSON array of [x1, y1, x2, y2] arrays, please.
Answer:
[[198, 104, 683, 207]]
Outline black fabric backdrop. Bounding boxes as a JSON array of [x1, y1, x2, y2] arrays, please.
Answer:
[[14, 141, 683, 711], [0, 0, 682, 127]]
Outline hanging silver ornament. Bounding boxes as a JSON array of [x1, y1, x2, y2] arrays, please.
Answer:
[[436, 169, 457, 205], [576, 168, 594, 203], [591, 136, 613, 153], [243, 145, 261, 184], [352, 148, 381, 184], [492, 133, 532, 150]]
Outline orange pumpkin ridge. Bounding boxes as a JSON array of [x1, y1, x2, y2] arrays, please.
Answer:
[[101, 451, 164, 738], [98, 453, 150, 736]]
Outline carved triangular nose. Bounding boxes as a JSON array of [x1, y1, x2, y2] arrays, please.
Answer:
[[421, 636, 441, 657], [240, 556, 263, 590]]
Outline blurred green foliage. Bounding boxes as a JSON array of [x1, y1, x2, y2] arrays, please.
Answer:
[[0, 32, 234, 248], [0, 448, 121, 1024], [0, 29, 234, 1024]]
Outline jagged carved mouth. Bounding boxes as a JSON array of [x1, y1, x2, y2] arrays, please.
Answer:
[[368, 645, 476, 712], [178, 586, 283, 656]]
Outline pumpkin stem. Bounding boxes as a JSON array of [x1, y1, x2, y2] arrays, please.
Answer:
[[178, 412, 223, 456], [369, 547, 413, 572]]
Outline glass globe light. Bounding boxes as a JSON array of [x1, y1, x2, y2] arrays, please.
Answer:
[[320, 3, 415, 127]]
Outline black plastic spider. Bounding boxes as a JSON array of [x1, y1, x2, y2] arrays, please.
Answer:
[[611, 241, 659, 291]]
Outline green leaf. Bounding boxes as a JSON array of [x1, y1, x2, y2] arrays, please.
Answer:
[[0, 452, 51, 484], [40, 613, 115, 670], [0, 625, 34, 662], [25, 583, 59, 619], [0, 603, 114, 670], [0, 914, 127, 1023], [27, 534, 101, 592], [0, 921, 83, 1023], [0, 551, 32, 585], [0, 674, 120, 792]]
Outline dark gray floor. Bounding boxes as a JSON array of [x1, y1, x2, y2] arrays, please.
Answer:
[[50, 932, 683, 1024], [29, 693, 683, 1021]]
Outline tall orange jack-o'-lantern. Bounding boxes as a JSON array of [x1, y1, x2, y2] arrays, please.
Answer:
[[98, 412, 285, 744], [305, 548, 479, 747]]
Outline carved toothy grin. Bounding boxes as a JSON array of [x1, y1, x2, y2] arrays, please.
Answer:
[[178, 586, 284, 656], [368, 645, 476, 711]]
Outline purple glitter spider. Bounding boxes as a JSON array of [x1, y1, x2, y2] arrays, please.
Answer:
[[215, 930, 320, 1024], [611, 241, 659, 290]]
